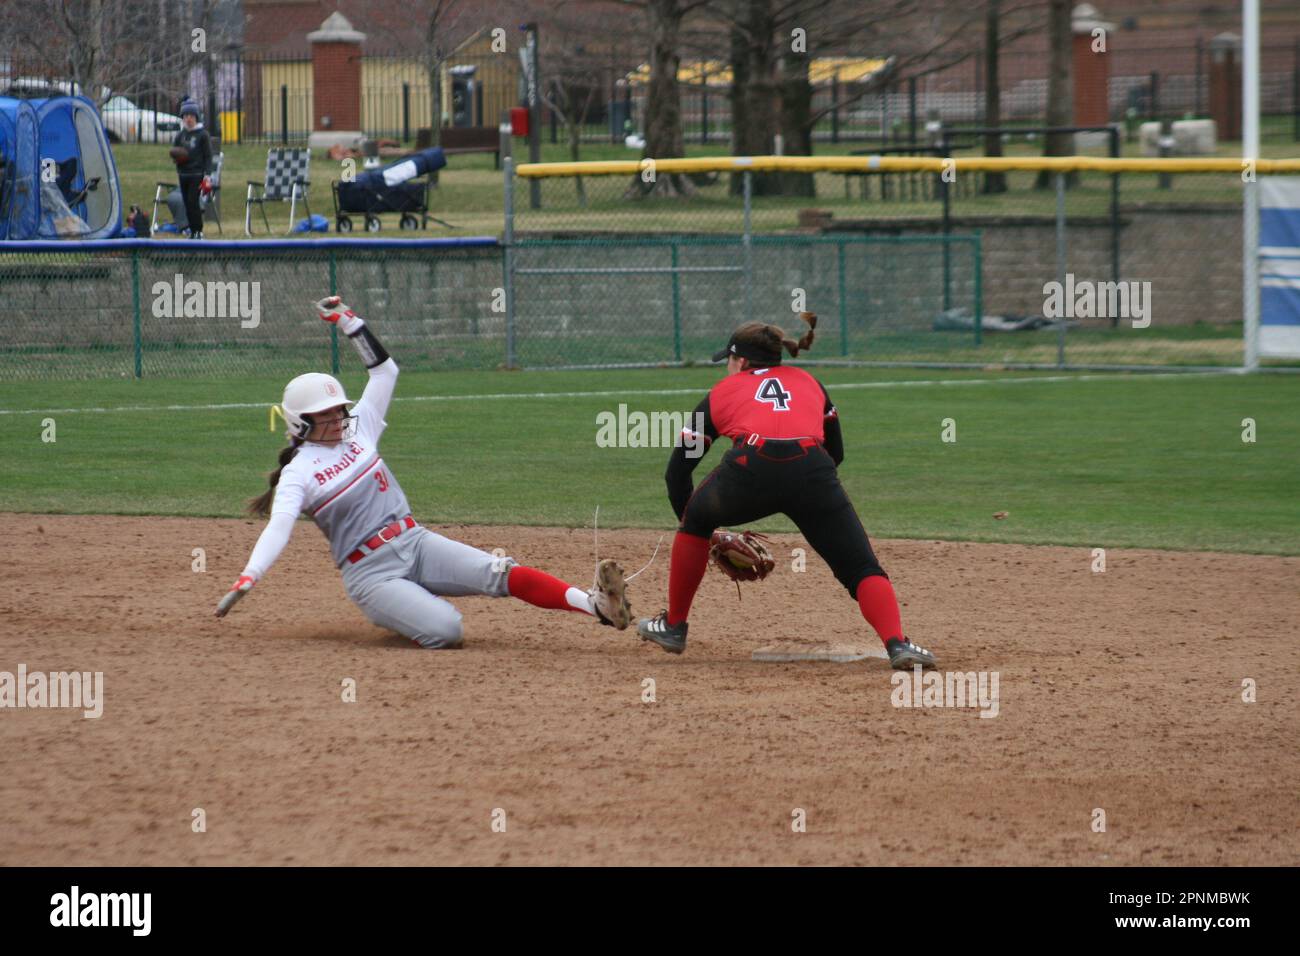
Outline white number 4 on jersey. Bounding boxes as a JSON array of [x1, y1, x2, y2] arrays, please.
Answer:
[[755, 377, 792, 411]]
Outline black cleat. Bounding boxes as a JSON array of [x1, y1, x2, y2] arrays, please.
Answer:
[[637, 612, 687, 654], [886, 637, 938, 670]]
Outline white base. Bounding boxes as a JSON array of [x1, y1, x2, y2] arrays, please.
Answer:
[[751, 641, 889, 663]]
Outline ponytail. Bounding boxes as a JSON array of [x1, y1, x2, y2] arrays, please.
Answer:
[[247, 438, 302, 517], [780, 311, 817, 358], [731, 311, 818, 364]]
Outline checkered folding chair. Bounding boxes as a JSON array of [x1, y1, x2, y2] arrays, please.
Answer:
[[245, 148, 311, 235]]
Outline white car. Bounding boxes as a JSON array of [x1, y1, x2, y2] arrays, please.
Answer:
[[100, 95, 182, 144]]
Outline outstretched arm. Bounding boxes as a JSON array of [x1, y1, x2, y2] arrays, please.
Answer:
[[316, 296, 398, 427], [215, 479, 305, 618]]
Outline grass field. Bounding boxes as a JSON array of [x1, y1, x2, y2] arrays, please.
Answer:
[[2, 365, 1295, 555]]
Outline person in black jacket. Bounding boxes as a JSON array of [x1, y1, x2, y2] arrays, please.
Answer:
[[171, 99, 213, 238]]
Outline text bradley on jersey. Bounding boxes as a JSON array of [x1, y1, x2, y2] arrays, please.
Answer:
[[312, 441, 365, 485]]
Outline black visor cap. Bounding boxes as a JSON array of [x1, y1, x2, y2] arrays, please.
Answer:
[[710, 336, 781, 365]]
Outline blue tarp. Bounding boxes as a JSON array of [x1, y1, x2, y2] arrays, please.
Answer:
[[0, 95, 122, 240]]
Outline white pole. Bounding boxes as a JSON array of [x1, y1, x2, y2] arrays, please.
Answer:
[[1243, 0, 1260, 370]]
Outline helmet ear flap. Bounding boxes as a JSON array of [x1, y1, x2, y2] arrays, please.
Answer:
[[290, 412, 314, 440]]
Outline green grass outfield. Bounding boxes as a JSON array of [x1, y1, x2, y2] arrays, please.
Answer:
[[1, 366, 1296, 555]]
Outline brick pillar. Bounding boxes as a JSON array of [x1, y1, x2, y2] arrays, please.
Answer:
[[1208, 33, 1241, 141], [308, 12, 366, 149], [1072, 4, 1114, 128]]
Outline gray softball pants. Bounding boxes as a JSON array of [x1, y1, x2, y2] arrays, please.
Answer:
[[340, 525, 514, 648]]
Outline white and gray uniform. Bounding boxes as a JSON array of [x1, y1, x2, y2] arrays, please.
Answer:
[[240, 357, 515, 647]]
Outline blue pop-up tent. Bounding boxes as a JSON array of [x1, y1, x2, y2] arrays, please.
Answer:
[[0, 95, 122, 240]]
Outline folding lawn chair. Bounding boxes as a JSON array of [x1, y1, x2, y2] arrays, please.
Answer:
[[244, 147, 311, 235]]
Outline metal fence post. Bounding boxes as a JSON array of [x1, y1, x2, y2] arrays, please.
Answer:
[[671, 241, 682, 361], [908, 77, 917, 143], [941, 151, 952, 312], [837, 238, 848, 356], [701, 70, 709, 144], [1110, 127, 1121, 302], [831, 77, 840, 144], [131, 248, 142, 378], [402, 82, 410, 143], [1195, 37, 1204, 118], [1294, 39, 1299, 142], [504, 157, 518, 368], [1055, 172, 1067, 368], [973, 232, 983, 347], [743, 170, 753, 322], [329, 249, 339, 374]]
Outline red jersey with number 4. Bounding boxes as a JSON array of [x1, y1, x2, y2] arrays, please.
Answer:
[[707, 365, 835, 442]]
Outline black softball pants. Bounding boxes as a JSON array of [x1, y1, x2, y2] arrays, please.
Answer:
[[179, 173, 204, 235], [679, 439, 886, 595]]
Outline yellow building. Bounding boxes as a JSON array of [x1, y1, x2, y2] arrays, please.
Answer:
[[253, 28, 516, 140]]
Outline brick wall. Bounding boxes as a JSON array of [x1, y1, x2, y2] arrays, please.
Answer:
[[1073, 33, 1110, 127], [312, 41, 362, 131]]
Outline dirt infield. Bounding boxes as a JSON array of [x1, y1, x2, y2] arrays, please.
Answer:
[[1, 513, 1296, 866]]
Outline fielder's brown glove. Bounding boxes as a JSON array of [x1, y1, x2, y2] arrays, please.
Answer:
[[169, 146, 190, 164], [709, 529, 775, 587]]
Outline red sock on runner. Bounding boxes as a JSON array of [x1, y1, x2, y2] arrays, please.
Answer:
[[667, 531, 711, 626], [856, 575, 903, 646], [507, 565, 586, 613]]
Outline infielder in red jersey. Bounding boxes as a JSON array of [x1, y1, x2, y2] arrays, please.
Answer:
[[637, 315, 937, 670], [214, 296, 632, 647]]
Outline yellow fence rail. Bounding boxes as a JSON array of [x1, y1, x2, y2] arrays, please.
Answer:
[[515, 155, 1300, 178]]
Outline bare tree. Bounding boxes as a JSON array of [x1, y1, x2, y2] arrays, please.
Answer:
[[717, 0, 993, 197], [975, 0, 1043, 193], [0, 0, 206, 104], [537, 7, 616, 204], [727, 0, 778, 193], [609, 0, 711, 197], [982, 0, 1006, 193], [416, 0, 475, 148], [1038, 0, 1075, 187]]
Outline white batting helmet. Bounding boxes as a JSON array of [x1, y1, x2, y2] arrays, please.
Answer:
[[281, 372, 352, 439]]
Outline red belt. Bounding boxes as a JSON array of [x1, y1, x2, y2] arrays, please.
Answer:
[[742, 434, 820, 450], [346, 515, 416, 564]]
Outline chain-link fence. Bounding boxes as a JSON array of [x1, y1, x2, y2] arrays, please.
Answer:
[[507, 155, 1300, 370], [0, 238, 502, 381], [4, 157, 1297, 380], [508, 234, 980, 369]]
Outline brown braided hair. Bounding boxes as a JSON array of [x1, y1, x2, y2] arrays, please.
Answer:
[[247, 438, 303, 517], [731, 311, 817, 363]]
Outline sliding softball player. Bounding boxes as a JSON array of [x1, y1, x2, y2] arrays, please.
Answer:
[[215, 296, 631, 647]]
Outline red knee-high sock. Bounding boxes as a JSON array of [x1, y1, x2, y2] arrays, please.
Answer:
[[667, 531, 711, 625], [507, 565, 587, 613], [856, 575, 903, 647]]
